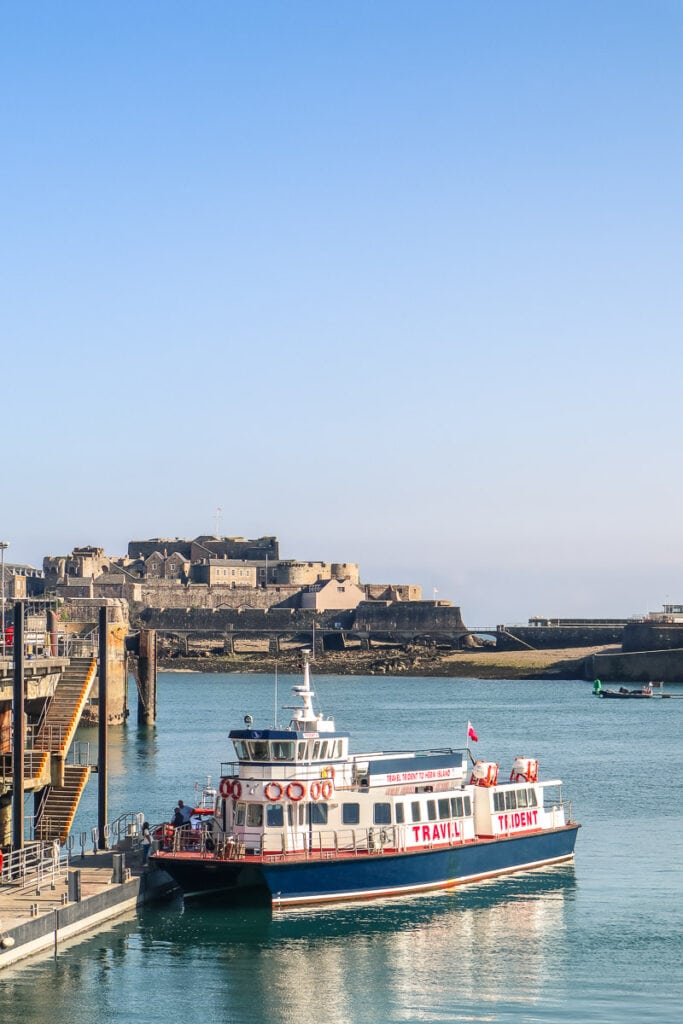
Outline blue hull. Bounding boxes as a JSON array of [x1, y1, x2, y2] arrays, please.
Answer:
[[154, 825, 579, 907]]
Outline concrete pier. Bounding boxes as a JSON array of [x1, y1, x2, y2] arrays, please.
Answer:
[[0, 849, 177, 970]]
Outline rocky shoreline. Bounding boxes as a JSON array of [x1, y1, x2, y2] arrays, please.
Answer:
[[157, 644, 615, 680]]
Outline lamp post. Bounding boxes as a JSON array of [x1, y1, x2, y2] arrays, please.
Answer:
[[0, 541, 7, 657]]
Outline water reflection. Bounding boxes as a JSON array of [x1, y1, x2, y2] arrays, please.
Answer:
[[137, 865, 577, 1023], [0, 866, 575, 1024]]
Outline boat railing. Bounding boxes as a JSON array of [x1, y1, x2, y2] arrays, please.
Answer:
[[548, 799, 573, 827], [158, 818, 473, 862], [219, 761, 342, 784]]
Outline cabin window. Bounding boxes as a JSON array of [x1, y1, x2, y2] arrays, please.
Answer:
[[411, 801, 421, 822], [234, 804, 246, 826], [319, 741, 329, 760], [463, 796, 471, 816], [395, 803, 405, 824], [272, 741, 294, 761], [267, 804, 284, 827], [493, 792, 505, 812], [451, 796, 463, 817], [528, 789, 538, 807], [517, 789, 528, 808], [505, 791, 517, 811], [233, 741, 249, 760], [342, 803, 360, 825], [246, 804, 263, 827], [312, 741, 320, 760], [373, 803, 391, 825], [251, 741, 269, 761], [438, 798, 450, 820], [310, 803, 328, 826], [427, 800, 437, 822], [297, 742, 307, 760]]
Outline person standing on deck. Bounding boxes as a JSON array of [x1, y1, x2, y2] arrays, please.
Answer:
[[141, 822, 152, 865]]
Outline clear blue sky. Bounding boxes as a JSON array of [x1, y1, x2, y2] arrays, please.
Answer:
[[2, 1, 682, 623]]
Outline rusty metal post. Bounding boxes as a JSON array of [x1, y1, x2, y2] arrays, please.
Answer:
[[137, 629, 157, 725], [47, 608, 59, 656], [97, 606, 108, 849], [12, 601, 25, 849]]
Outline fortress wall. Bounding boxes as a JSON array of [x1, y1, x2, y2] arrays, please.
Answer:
[[330, 563, 360, 584], [497, 625, 624, 650], [139, 606, 314, 633], [353, 601, 465, 632], [131, 580, 302, 611], [275, 562, 331, 585], [592, 647, 683, 682], [622, 622, 683, 652]]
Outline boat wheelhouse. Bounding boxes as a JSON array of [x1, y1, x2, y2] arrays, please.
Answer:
[[152, 660, 579, 906]]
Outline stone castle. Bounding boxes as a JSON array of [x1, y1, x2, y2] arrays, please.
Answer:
[[39, 534, 425, 616]]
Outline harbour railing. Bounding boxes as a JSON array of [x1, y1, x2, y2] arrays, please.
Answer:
[[0, 811, 150, 895], [0, 841, 68, 893], [66, 811, 145, 857]]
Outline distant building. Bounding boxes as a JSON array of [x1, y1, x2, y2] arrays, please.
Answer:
[[300, 579, 366, 612], [1, 562, 45, 599], [275, 561, 360, 586], [93, 572, 143, 603], [55, 577, 94, 599], [128, 535, 279, 562], [44, 547, 112, 587], [364, 584, 422, 602], [144, 551, 165, 579], [646, 604, 683, 623], [191, 559, 258, 587]]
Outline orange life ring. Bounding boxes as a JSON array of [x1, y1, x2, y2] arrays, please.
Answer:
[[264, 781, 283, 802], [310, 781, 322, 801], [219, 777, 233, 798], [286, 781, 306, 802], [321, 779, 333, 800], [232, 780, 242, 800], [327, 766, 335, 779]]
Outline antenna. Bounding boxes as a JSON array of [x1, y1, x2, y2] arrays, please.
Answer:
[[274, 660, 278, 728], [214, 506, 222, 537]]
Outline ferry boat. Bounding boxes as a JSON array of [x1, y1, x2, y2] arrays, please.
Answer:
[[151, 661, 580, 906]]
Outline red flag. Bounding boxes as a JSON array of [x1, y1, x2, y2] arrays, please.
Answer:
[[467, 721, 478, 742]]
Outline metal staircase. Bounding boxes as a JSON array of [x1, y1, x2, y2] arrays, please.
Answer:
[[33, 657, 97, 842], [35, 764, 91, 843], [34, 657, 97, 755]]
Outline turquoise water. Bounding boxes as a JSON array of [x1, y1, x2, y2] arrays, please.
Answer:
[[1, 672, 681, 1023]]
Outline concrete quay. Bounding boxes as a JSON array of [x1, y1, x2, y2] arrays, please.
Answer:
[[0, 849, 177, 970]]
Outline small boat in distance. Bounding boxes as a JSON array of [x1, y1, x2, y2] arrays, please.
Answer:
[[151, 659, 580, 907], [593, 679, 653, 699]]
